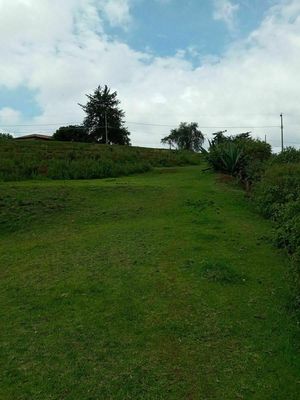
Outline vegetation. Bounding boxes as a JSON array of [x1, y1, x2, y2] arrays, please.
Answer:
[[202, 132, 272, 184], [1, 166, 299, 399], [252, 152, 300, 305], [161, 122, 204, 151], [79, 85, 131, 145], [270, 146, 300, 164], [0, 132, 13, 140], [53, 125, 88, 142], [202, 134, 300, 310], [0, 140, 201, 181], [53, 85, 130, 144]]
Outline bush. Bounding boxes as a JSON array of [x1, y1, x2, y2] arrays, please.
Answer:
[[253, 163, 300, 218], [252, 157, 300, 307], [202, 133, 271, 182], [271, 147, 300, 164], [275, 200, 300, 253]]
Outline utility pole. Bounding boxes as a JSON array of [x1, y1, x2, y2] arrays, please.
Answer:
[[280, 113, 284, 152], [265, 134, 267, 143], [104, 111, 108, 144]]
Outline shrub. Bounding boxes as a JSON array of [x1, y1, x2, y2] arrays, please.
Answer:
[[275, 200, 300, 254], [253, 163, 300, 218], [252, 158, 300, 304], [202, 133, 271, 183], [271, 147, 300, 164]]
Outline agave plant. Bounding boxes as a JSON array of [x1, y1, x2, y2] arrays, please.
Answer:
[[219, 142, 243, 174], [201, 141, 243, 175]]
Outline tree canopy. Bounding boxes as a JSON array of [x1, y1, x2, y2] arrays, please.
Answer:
[[0, 133, 13, 141], [53, 125, 89, 142], [79, 85, 130, 145], [161, 122, 204, 151]]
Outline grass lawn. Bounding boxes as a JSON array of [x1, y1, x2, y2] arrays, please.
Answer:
[[0, 166, 299, 399]]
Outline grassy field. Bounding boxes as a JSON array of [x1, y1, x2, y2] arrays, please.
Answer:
[[0, 140, 201, 181], [0, 166, 299, 399]]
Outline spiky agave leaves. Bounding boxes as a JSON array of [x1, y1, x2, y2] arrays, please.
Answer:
[[219, 142, 243, 175], [201, 141, 244, 175]]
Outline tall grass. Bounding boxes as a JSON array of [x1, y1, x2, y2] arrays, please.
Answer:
[[0, 140, 202, 181]]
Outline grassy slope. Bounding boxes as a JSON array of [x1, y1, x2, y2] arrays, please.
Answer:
[[0, 141, 201, 181], [0, 166, 299, 399]]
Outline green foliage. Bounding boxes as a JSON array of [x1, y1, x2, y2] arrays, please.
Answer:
[[0, 140, 201, 181], [53, 125, 89, 142], [161, 122, 204, 151], [79, 85, 131, 145], [202, 132, 272, 182], [0, 132, 13, 140], [271, 146, 300, 164], [253, 163, 300, 218], [202, 141, 243, 175], [275, 200, 300, 254], [252, 157, 300, 307]]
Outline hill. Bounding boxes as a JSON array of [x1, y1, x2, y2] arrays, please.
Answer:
[[0, 140, 201, 181], [1, 166, 299, 399]]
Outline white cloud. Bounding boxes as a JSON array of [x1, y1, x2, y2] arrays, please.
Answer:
[[0, 107, 21, 127], [101, 0, 131, 27], [213, 0, 239, 31], [0, 0, 300, 149]]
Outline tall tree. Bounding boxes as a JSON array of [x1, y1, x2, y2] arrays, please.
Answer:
[[161, 122, 204, 151], [79, 85, 130, 145]]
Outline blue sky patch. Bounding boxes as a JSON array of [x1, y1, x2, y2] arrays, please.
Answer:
[[0, 86, 41, 120], [104, 0, 275, 60]]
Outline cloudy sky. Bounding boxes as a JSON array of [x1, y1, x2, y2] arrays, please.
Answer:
[[0, 0, 300, 149]]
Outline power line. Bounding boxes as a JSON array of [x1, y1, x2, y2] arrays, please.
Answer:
[[0, 121, 281, 129]]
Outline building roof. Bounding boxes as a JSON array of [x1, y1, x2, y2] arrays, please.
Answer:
[[14, 134, 52, 140]]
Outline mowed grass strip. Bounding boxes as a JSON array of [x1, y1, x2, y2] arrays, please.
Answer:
[[0, 166, 299, 399]]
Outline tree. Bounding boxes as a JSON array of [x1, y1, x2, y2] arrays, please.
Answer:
[[0, 133, 13, 141], [79, 85, 130, 145], [161, 122, 204, 151], [53, 125, 89, 142]]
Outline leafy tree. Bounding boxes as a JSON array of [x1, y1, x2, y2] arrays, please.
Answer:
[[53, 125, 89, 142], [0, 133, 13, 140], [161, 122, 204, 151], [79, 85, 130, 145]]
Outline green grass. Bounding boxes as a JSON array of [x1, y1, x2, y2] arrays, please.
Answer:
[[0, 166, 299, 399], [0, 140, 201, 181]]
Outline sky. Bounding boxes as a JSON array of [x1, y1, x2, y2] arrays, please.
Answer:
[[0, 0, 300, 150]]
